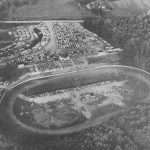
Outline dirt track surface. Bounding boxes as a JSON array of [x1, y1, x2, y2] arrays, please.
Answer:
[[1, 65, 150, 136]]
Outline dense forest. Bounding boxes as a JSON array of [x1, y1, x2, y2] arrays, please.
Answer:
[[83, 13, 150, 71]]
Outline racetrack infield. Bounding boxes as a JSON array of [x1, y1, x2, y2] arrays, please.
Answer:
[[0, 65, 150, 136]]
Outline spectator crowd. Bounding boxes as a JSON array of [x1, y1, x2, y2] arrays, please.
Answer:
[[0, 23, 51, 69], [0, 22, 122, 85]]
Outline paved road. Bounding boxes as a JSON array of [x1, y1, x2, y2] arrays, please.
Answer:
[[0, 20, 84, 24], [44, 22, 57, 52]]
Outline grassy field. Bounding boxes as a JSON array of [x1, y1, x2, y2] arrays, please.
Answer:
[[3, 0, 150, 20], [7, 0, 94, 20]]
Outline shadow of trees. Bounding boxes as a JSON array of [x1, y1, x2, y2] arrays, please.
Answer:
[[83, 14, 150, 71]]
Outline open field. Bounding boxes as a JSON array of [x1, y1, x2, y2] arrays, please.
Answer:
[[6, 0, 94, 20], [1, 0, 150, 20]]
